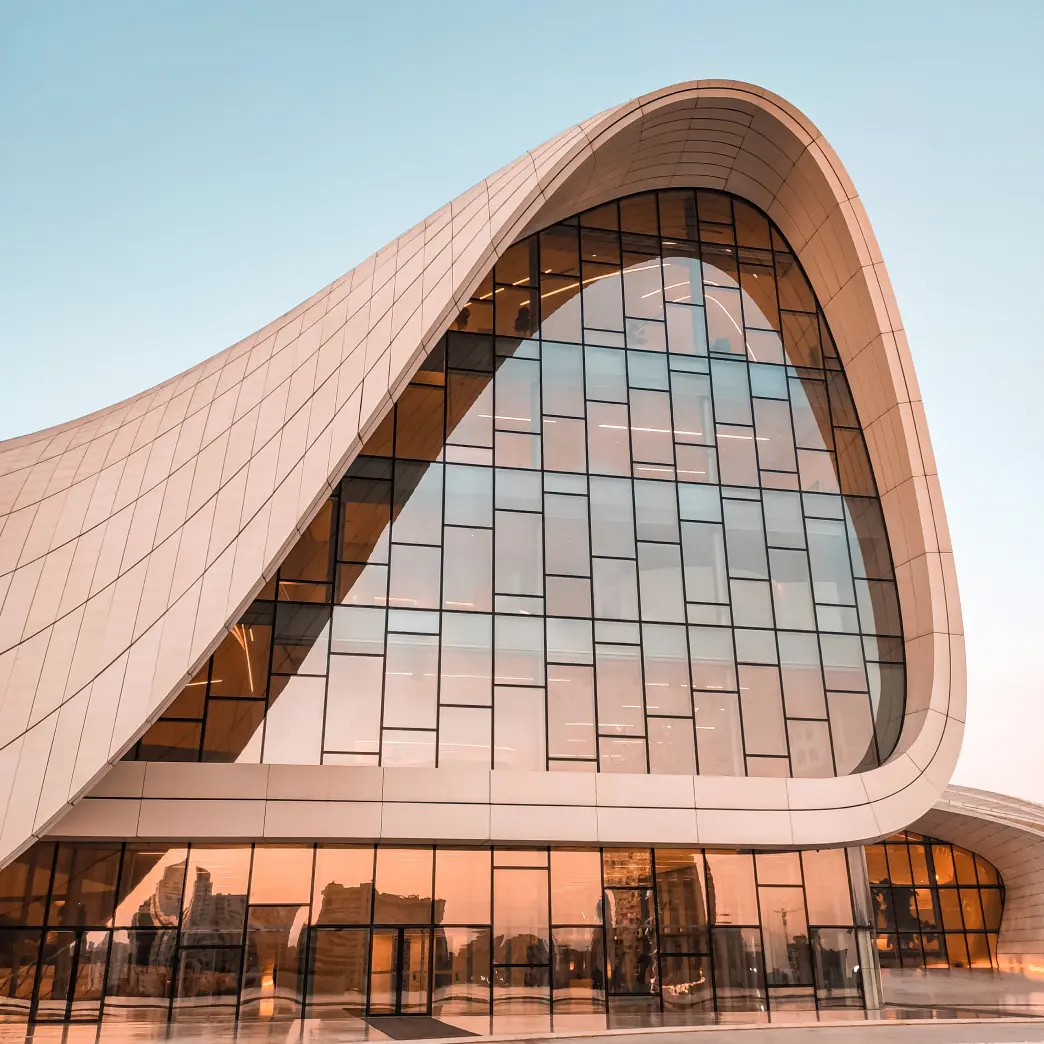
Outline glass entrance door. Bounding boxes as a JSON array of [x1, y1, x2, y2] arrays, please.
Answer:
[[368, 928, 431, 1015]]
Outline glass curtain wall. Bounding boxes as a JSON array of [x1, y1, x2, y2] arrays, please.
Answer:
[[866, 831, 1004, 971], [127, 188, 905, 777], [0, 840, 867, 1026]]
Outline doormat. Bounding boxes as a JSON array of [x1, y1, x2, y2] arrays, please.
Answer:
[[364, 1015, 479, 1039]]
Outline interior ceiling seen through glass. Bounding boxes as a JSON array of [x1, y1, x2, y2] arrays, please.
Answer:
[[127, 189, 905, 777]]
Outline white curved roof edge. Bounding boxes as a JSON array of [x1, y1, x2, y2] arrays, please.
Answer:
[[0, 80, 962, 865]]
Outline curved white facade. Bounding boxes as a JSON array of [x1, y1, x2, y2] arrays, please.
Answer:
[[0, 80, 962, 866]]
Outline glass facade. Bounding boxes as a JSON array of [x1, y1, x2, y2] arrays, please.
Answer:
[[0, 840, 868, 1025], [128, 188, 904, 777], [866, 831, 1004, 971]]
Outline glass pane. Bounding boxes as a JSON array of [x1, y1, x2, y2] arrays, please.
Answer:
[[759, 886, 811, 985], [638, 543, 685, 622], [496, 613, 547, 689], [173, 946, 241, 1019], [604, 889, 657, 993], [661, 953, 713, 1013], [587, 402, 631, 476], [812, 928, 862, 1007], [544, 494, 590, 576], [384, 728, 435, 768], [981, 889, 1003, 932], [712, 926, 765, 1011], [180, 848, 250, 945], [240, 905, 308, 1017], [493, 964, 550, 1021], [543, 342, 585, 417], [648, 718, 696, 774], [0, 929, 41, 1018], [592, 558, 639, 620], [739, 665, 787, 756], [311, 848, 374, 927], [630, 390, 673, 464], [383, 633, 438, 730], [493, 868, 549, 965], [705, 852, 758, 924], [493, 686, 546, 770], [589, 477, 634, 556], [443, 527, 492, 612], [325, 655, 383, 756], [755, 852, 801, 886], [553, 927, 605, 1012], [136, 720, 202, 762], [400, 927, 432, 1013], [115, 846, 187, 928], [438, 706, 491, 766], [954, 846, 978, 885], [495, 510, 543, 596], [435, 849, 491, 925], [705, 287, 745, 356], [389, 543, 441, 610], [828, 691, 876, 773], [447, 372, 493, 447], [0, 845, 51, 930], [434, 926, 490, 1015], [201, 699, 264, 763], [693, 691, 744, 776], [35, 930, 75, 1020], [104, 928, 176, 1017], [932, 845, 956, 886], [368, 927, 399, 1015], [655, 850, 709, 954], [547, 665, 595, 760], [308, 927, 369, 1015], [960, 889, 985, 931], [441, 613, 492, 706], [599, 736, 646, 773], [602, 850, 653, 888], [249, 846, 312, 905], [374, 848, 433, 924], [801, 849, 853, 925], [550, 851, 602, 926], [786, 720, 832, 778], [210, 618, 272, 699], [49, 844, 120, 928]]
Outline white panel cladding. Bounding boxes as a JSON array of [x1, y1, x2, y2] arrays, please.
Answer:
[[2, 80, 962, 863]]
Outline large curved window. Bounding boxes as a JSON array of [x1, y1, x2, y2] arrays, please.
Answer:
[[128, 189, 904, 777], [866, 831, 1004, 970]]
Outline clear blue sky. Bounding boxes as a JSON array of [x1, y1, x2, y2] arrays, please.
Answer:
[[2, 1, 1042, 800]]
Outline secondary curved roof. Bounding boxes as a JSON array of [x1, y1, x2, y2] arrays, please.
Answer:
[[0, 80, 962, 863], [914, 786, 1044, 968]]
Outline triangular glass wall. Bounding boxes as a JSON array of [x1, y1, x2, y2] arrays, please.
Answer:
[[126, 189, 904, 777]]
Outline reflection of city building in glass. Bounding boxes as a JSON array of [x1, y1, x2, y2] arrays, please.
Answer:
[[0, 79, 1024, 1032]]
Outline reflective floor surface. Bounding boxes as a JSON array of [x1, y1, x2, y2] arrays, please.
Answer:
[[3, 1008, 1044, 1044]]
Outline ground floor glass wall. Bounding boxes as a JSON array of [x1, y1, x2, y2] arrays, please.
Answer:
[[0, 840, 870, 1027]]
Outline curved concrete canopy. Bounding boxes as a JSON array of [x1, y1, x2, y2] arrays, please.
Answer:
[[0, 80, 962, 864], [914, 786, 1044, 970]]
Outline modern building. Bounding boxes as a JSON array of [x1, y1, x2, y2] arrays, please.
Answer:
[[0, 80, 1029, 1033]]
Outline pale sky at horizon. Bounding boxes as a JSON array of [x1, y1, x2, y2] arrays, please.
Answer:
[[2, 2, 1042, 802]]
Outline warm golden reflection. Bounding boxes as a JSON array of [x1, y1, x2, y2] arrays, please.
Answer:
[[0, 839, 871, 1022], [866, 830, 1004, 971]]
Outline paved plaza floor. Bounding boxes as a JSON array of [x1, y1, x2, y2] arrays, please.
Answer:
[[4, 1010, 1044, 1044]]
